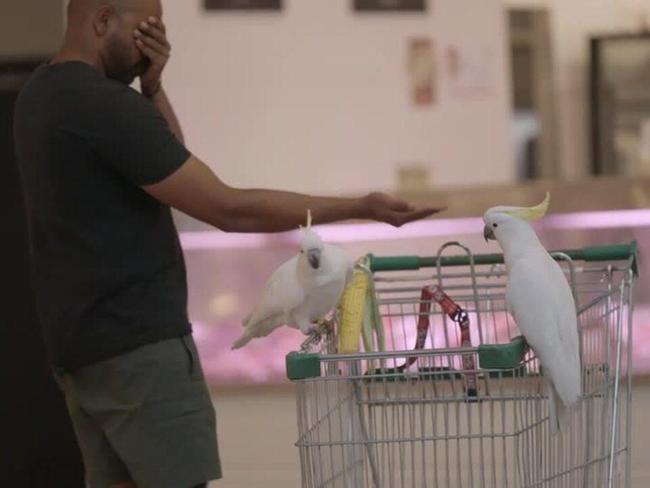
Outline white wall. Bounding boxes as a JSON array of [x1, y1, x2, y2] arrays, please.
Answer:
[[505, 0, 650, 179], [5, 0, 647, 187], [163, 0, 514, 195]]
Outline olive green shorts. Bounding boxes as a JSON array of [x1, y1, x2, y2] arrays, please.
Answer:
[[55, 335, 222, 488]]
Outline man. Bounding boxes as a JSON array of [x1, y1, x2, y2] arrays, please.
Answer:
[[13, 1, 443, 487]]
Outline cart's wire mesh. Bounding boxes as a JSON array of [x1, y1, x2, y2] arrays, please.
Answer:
[[292, 250, 635, 488]]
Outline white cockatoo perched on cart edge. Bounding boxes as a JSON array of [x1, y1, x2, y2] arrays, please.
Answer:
[[482, 193, 581, 433], [232, 210, 354, 349]]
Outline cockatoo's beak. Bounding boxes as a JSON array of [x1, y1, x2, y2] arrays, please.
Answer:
[[307, 249, 321, 269], [483, 225, 495, 242]]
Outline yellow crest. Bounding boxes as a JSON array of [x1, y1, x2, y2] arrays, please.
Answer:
[[504, 192, 550, 221]]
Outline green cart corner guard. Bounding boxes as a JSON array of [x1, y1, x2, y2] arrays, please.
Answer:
[[286, 352, 321, 380], [478, 336, 530, 370]]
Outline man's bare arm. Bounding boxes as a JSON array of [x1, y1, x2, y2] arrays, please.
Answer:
[[147, 87, 184, 144], [143, 156, 444, 233], [135, 18, 184, 143]]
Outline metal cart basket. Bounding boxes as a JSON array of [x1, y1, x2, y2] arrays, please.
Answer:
[[285, 242, 638, 488]]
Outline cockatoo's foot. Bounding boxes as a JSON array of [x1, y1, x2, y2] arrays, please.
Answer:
[[299, 323, 321, 336], [308, 324, 322, 336], [315, 318, 334, 334]]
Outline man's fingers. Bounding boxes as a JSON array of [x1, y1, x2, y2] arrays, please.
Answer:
[[135, 39, 167, 63], [393, 207, 447, 226], [390, 200, 412, 212], [137, 21, 170, 50], [148, 16, 167, 34], [135, 28, 170, 53], [135, 35, 170, 59], [136, 38, 167, 61]]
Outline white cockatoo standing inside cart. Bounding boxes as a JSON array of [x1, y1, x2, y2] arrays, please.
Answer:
[[483, 193, 581, 433]]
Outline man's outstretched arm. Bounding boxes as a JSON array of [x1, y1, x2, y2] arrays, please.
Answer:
[[143, 155, 444, 233]]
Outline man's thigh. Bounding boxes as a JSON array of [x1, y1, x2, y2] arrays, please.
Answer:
[[59, 335, 222, 488]]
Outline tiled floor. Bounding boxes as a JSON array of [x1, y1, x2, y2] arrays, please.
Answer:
[[209, 380, 650, 488]]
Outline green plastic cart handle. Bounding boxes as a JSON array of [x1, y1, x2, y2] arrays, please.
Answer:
[[368, 241, 639, 276]]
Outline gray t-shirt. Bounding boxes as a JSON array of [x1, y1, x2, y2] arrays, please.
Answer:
[[14, 61, 192, 372]]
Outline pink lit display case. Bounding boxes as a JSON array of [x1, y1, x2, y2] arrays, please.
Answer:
[[180, 206, 650, 387]]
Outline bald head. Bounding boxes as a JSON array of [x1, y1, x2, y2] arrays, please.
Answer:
[[67, 0, 138, 17], [61, 0, 163, 84]]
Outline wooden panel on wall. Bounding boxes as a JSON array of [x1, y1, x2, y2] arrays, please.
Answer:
[[354, 0, 427, 12], [205, 0, 282, 10]]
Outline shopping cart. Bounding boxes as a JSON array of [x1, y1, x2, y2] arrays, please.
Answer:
[[285, 241, 638, 488]]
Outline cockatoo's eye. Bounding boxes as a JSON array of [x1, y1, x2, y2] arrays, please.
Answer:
[[493, 223, 498, 228]]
